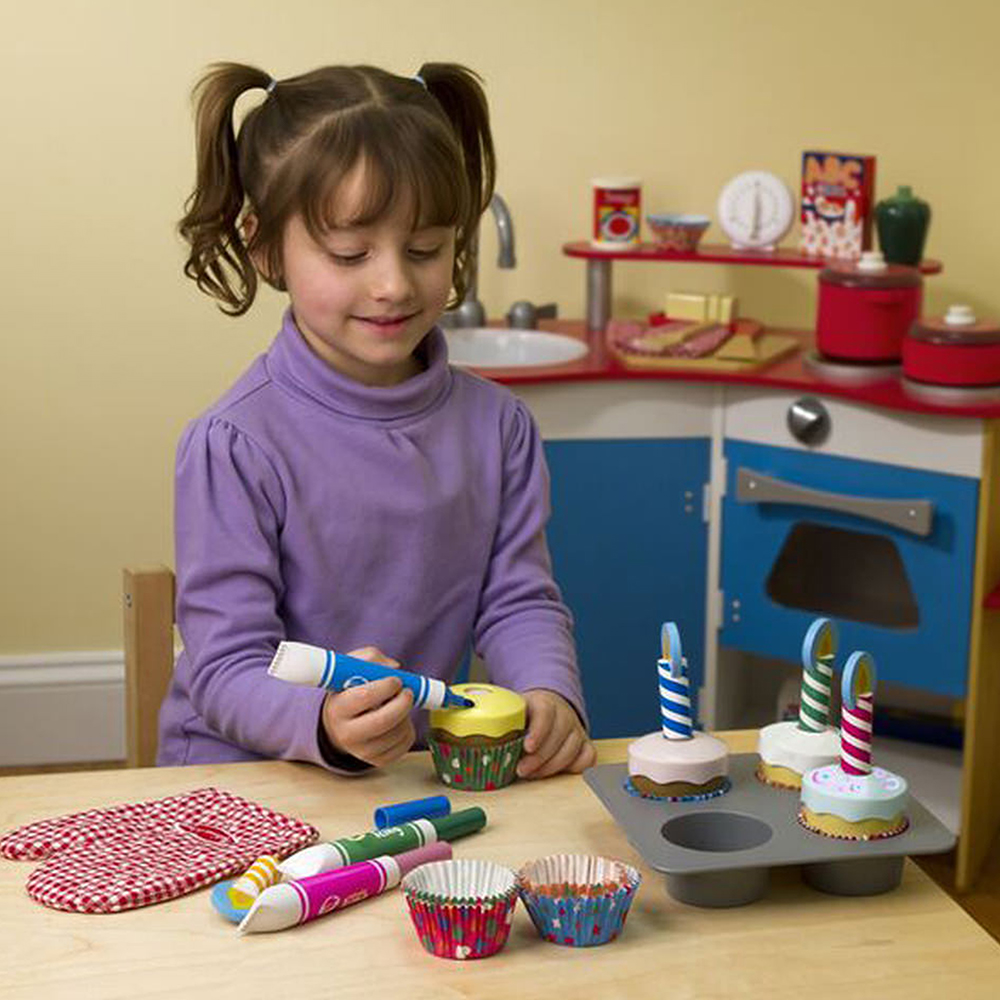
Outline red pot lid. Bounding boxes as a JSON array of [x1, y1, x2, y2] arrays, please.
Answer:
[[910, 306, 1000, 345], [820, 253, 923, 289]]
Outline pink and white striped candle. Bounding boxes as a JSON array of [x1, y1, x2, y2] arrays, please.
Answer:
[[840, 652, 876, 776]]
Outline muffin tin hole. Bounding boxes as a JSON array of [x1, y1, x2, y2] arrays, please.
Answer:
[[662, 812, 773, 853]]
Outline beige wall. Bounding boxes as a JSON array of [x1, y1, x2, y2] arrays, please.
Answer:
[[3, 0, 998, 653]]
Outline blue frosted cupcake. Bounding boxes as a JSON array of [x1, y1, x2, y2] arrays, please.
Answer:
[[517, 854, 641, 947]]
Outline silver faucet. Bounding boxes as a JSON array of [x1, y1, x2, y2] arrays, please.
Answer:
[[448, 193, 516, 328]]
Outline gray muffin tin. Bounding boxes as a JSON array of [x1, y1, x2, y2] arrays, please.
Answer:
[[584, 753, 955, 908]]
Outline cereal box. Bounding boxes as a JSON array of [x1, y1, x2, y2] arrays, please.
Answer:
[[799, 151, 876, 259]]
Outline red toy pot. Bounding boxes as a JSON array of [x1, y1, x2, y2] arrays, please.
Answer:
[[904, 308, 1000, 387], [816, 256, 923, 362]]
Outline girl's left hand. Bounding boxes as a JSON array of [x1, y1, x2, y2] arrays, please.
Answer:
[[517, 689, 597, 779]]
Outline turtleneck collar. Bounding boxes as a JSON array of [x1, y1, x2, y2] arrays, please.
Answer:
[[265, 309, 453, 423]]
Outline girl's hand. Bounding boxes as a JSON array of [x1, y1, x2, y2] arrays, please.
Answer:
[[516, 689, 596, 779], [320, 646, 416, 767]]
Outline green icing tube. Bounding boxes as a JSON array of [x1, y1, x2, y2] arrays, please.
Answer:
[[279, 807, 487, 878]]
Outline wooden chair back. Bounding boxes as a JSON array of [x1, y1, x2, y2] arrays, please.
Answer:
[[122, 566, 176, 768]]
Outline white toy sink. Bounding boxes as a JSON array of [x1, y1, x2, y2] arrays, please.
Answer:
[[444, 327, 588, 369]]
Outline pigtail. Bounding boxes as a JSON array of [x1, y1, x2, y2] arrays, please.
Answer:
[[417, 63, 497, 298], [178, 62, 272, 316]]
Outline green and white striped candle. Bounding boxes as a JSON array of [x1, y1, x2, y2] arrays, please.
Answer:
[[798, 618, 836, 733]]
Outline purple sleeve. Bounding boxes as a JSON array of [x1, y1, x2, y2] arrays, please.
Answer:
[[472, 400, 589, 730], [174, 417, 357, 772]]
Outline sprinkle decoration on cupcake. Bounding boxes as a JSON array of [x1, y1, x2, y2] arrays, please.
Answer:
[[798, 651, 910, 841], [517, 854, 641, 947], [427, 684, 526, 791], [401, 858, 519, 960]]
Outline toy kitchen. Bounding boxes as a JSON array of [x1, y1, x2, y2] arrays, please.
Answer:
[[443, 150, 1000, 892]]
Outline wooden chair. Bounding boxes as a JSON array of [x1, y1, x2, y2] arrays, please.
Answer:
[[122, 566, 176, 768]]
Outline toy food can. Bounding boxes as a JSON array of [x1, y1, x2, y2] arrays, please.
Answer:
[[592, 177, 642, 249]]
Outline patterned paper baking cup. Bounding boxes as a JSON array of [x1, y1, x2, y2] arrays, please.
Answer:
[[402, 859, 519, 960], [517, 854, 641, 947], [427, 734, 523, 791]]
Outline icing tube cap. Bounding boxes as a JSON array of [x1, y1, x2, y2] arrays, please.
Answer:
[[374, 795, 451, 830], [429, 806, 487, 841], [395, 841, 452, 878]]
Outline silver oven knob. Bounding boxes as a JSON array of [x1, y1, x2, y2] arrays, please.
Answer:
[[787, 396, 830, 445]]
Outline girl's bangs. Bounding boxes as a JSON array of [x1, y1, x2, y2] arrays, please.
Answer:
[[301, 113, 468, 239]]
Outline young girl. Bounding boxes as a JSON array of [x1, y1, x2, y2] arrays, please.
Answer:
[[158, 60, 596, 779]]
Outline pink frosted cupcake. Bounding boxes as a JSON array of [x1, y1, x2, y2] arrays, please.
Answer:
[[401, 858, 518, 960], [517, 854, 641, 947]]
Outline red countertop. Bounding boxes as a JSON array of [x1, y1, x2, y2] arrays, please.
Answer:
[[478, 320, 1000, 420]]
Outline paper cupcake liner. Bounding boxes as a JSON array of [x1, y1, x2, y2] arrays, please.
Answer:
[[402, 859, 518, 960], [797, 809, 910, 842], [427, 735, 523, 791], [517, 854, 641, 947], [623, 776, 731, 803]]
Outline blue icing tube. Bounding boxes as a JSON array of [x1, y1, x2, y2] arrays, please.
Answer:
[[267, 641, 474, 710], [373, 795, 451, 830]]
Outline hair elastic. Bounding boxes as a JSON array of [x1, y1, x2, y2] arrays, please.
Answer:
[[412, 74, 427, 90], [265, 78, 277, 95]]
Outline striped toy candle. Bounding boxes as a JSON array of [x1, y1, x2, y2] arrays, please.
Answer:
[[840, 652, 876, 775], [228, 854, 282, 908], [798, 618, 837, 733], [659, 622, 692, 740]]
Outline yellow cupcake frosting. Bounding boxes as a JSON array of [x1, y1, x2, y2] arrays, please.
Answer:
[[430, 683, 526, 739]]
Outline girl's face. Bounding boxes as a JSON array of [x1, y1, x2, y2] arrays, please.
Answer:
[[281, 166, 456, 386]]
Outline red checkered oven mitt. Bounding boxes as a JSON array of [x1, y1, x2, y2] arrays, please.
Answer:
[[0, 787, 318, 913]]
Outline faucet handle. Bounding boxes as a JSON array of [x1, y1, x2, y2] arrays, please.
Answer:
[[506, 300, 559, 329]]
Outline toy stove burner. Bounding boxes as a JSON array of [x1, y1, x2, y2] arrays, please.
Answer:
[[804, 350, 900, 387], [901, 376, 1000, 406]]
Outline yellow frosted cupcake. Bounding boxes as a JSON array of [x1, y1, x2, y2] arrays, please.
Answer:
[[428, 684, 526, 791]]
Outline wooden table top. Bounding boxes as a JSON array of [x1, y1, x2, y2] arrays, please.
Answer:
[[2, 732, 998, 1000]]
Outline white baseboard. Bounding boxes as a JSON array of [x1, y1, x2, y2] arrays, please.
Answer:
[[0, 652, 125, 766]]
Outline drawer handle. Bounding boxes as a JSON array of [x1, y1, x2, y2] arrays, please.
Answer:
[[735, 467, 934, 537]]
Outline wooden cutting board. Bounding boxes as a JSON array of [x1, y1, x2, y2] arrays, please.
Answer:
[[610, 320, 800, 373]]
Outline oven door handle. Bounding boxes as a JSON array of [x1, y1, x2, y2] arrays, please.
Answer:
[[735, 467, 934, 537]]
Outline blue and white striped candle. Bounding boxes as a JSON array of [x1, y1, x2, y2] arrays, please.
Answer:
[[659, 622, 692, 740]]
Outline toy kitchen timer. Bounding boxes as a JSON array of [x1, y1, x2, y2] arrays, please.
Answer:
[[717, 170, 794, 251]]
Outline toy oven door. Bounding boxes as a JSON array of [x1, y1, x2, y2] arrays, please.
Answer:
[[719, 439, 979, 698]]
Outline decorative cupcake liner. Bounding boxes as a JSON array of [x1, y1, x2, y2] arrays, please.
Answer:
[[754, 763, 801, 791], [402, 859, 519, 960], [797, 808, 910, 841], [428, 735, 523, 791], [517, 854, 641, 947], [623, 776, 731, 803]]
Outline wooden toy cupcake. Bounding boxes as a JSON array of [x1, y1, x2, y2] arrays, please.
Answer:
[[627, 623, 729, 801], [757, 618, 841, 790], [428, 684, 526, 791], [799, 652, 909, 841]]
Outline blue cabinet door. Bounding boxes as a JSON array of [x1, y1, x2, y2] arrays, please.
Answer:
[[544, 438, 710, 737], [720, 439, 979, 696]]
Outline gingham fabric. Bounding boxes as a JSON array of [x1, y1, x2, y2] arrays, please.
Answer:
[[0, 787, 318, 914]]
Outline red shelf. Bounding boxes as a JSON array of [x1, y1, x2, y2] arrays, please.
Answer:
[[562, 241, 943, 274], [985, 585, 1000, 610]]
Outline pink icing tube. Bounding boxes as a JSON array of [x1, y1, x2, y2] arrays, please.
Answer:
[[238, 841, 452, 934]]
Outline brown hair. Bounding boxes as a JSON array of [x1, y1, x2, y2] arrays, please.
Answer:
[[179, 62, 496, 316]]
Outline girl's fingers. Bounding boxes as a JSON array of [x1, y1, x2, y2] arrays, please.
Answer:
[[333, 677, 404, 717], [346, 646, 400, 668], [523, 695, 555, 754], [363, 723, 417, 768], [567, 739, 598, 774], [523, 726, 584, 780]]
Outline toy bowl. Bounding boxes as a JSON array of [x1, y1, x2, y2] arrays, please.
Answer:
[[646, 213, 710, 251]]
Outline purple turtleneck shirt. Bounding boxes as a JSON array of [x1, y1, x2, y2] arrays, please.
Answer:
[[157, 312, 586, 769]]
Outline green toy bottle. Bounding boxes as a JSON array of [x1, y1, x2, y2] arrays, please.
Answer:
[[875, 185, 931, 266]]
